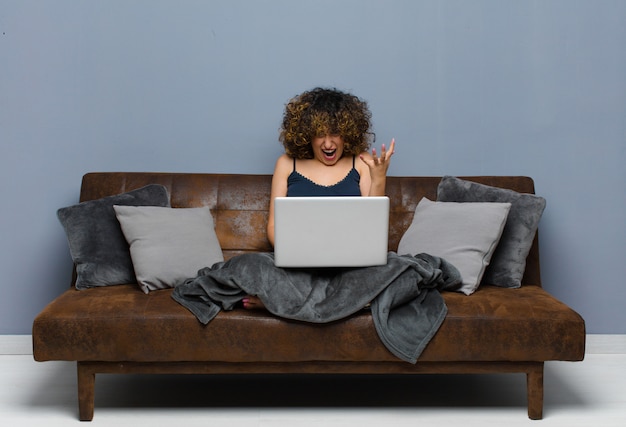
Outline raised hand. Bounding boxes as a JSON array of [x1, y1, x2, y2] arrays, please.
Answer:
[[360, 138, 395, 178], [359, 138, 395, 196]]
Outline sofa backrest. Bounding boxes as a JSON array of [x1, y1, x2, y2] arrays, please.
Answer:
[[79, 172, 541, 287]]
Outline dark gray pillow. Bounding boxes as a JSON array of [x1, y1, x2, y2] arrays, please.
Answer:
[[57, 185, 170, 289], [436, 176, 546, 288]]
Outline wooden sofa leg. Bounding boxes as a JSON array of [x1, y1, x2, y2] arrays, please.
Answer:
[[77, 362, 95, 421], [527, 363, 544, 420]]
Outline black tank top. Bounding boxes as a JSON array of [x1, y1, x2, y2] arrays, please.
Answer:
[[287, 156, 361, 197]]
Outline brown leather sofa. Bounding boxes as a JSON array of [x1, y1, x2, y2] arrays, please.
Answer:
[[32, 172, 585, 421]]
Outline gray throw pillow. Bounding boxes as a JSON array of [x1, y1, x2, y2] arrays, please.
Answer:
[[437, 176, 546, 288], [113, 205, 224, 293], [397, 197, 511, 295], [57, 185, 170, 289]]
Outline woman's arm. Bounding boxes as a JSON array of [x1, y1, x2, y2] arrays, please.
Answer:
[[267, 154, 292, 247]]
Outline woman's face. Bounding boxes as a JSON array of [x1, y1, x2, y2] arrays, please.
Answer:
[[311, 135, 345, 166]]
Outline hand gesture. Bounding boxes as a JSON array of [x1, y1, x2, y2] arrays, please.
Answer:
[[360, 138, 396, 180]]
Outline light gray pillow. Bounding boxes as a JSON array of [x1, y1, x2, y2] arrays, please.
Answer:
[[113, 205, 224, 294], [397, 197, 511, 295], [437, 176, 546, 288], [57, 185, 170, 289]]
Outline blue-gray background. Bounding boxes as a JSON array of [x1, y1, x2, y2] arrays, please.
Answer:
[[1, 0, 624, 334]]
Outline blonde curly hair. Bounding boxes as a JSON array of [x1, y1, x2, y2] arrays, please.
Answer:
[[279, 87, 374, 159]]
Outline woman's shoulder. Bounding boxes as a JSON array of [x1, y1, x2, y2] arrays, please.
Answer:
[[355, 151, 371, 172], [273, 154, 293, 174]]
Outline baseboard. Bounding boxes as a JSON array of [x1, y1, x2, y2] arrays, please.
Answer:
[[0, 335, 32, 355], [584, 334, 626, 354], [2, 334, 625, 356]]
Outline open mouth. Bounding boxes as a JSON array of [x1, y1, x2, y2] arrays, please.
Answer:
[[322, 149, 337, 159]]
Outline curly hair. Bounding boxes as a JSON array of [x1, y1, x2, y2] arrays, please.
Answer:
[[279, 87, 374, 159]]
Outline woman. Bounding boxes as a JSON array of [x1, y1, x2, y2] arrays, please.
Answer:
[[243, 87, 395, 310], [266, 87, 396, 246]]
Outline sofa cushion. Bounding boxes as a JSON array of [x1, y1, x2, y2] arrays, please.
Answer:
[[32, 285, 585, 364], [397, 197, 510, 295], [57, 185, 170, 289], [114, 205, 224, 293], [437, 176, 546, 288]]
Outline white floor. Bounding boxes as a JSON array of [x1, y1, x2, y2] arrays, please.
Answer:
[[2, 335, 625, 427]]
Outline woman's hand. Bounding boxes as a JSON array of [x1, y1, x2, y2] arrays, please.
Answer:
[[360, 138, 395, 196], [366, 138, 395, 176]]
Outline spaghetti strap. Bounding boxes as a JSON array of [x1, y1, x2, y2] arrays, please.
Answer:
[[293, 157, 297, 172], [352, 156, 355, 168]]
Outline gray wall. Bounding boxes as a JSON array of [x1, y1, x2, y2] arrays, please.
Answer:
[[1, 0, 624, 334]]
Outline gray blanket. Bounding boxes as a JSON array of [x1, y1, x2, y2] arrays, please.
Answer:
[[171, 252, 461, 363]]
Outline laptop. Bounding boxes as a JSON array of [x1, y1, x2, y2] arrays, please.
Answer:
[[273, 196, 390, 268]]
